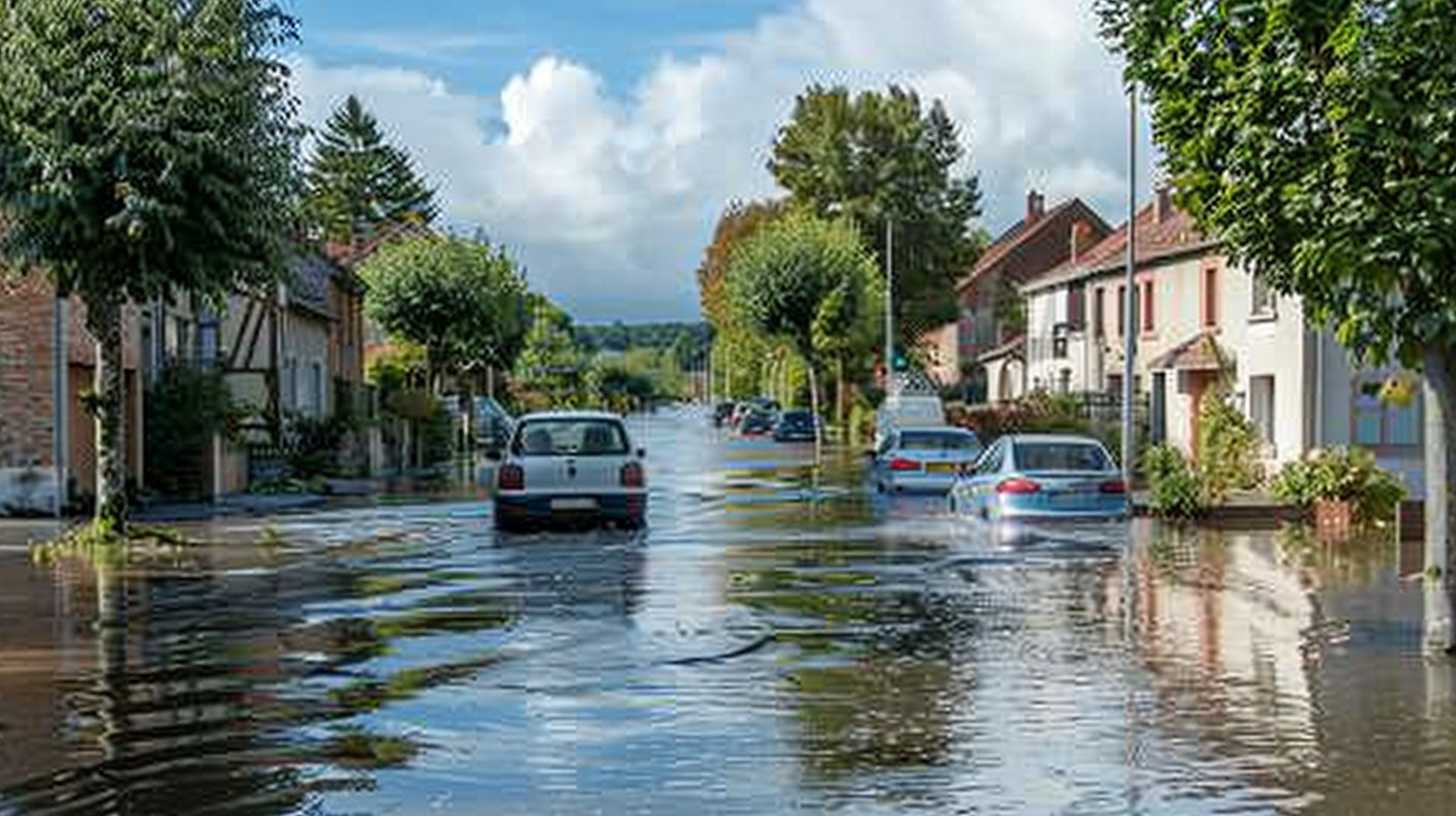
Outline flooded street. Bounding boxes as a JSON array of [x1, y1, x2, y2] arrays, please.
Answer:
[[2, 408, 1455, 815]]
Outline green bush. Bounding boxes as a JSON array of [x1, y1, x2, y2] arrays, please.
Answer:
[[281, 412, 352, 478], [144, 363, 250, 499], [1195, 391, 1264, 503], [1270, 446, 1405, 527], [1142, 443, 1205, 519]]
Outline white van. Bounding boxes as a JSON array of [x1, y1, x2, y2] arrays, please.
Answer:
[[873, 394, 947, 451]]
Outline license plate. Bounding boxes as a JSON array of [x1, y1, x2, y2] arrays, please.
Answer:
[[551, 497, 598, 511], [1048, 493, 1088, 508], [927, 463, 956, 474]]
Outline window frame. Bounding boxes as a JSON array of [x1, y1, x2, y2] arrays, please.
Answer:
[[1202, 264, 1218, 328], [1350, 375, 1421, 452], [1250, 270, 1278, 321]]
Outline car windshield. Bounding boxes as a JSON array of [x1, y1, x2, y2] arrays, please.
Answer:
[[899, 430, 980, 451], [781, 412, 812, 424], [1014, 442, 1111, 472], [514, 419, 628, 456]]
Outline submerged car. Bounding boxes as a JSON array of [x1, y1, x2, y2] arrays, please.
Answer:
[[738, 408, 777, 436], [712, 401, 736, 427], [493, 411, 647, 531], [873, 427, 983, 493], [949, 433, 1128, 525], [772, 410, 819, 442]]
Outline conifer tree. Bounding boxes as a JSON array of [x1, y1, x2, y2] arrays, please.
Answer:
[[304, 95, 438, 244]]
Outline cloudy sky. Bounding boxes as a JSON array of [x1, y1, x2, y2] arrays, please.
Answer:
[[284, 0, 1155, 323]]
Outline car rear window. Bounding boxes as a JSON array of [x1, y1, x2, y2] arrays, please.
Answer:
[[1014, 442, 1110, 472], [514, 419, 628, 456], [899, 430, 981, 451]]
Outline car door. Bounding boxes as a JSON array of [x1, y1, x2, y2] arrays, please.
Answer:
[[874, 431, 898, 484]]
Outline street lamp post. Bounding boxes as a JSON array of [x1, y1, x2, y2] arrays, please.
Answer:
[[1121, 83, 1138, 485]]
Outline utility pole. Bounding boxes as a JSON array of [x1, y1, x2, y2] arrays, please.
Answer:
[[1121, 83, 1138, 485]]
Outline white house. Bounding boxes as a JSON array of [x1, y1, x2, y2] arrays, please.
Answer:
[[1021, 189, 1424, 492]]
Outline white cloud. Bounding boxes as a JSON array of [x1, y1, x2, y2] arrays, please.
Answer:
[[289, 0, 1154, 322]]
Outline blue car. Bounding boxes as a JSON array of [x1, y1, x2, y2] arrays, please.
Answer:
[[950, 434, 1129, 530]]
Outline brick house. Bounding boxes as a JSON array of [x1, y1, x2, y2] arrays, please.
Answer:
[[942, 191, 1111, 399], [0, 274, 144, 514]]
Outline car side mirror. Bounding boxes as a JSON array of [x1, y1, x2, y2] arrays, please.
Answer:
[[637, 448, 647, 459]]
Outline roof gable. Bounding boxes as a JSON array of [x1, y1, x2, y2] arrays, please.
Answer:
[[958, 198, 1111, 293]]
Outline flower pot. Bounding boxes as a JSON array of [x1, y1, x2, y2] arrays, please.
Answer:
[[1314, 499, 1353, 542]]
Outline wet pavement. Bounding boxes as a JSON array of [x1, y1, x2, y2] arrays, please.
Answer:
[[2, 407, 1455, 815]]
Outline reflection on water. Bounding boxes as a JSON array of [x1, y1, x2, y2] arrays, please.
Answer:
[[1, 407, 1455, 814]]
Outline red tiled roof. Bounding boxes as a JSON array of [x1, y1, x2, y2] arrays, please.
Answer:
[[957, 200, 1076, 292], [976, 334, 1026, 364], [1147, 331, 1229, 371], [1028, 200, 1217, 293]]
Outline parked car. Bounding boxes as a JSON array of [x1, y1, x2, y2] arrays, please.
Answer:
[[772, 410, 819, 442], [949, 434, 1128, 527], [738, 408, 777, 436], [873, 427, 983, 493], [713, 401, 737, 427], [492, 411, 647, 532], [873, 394, 946, 451]]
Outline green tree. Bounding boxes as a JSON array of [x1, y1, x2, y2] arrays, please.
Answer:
[[0, 0, 303, 530], [1099, 0, 1456, 650], [358, 234, 529, 394], [696, 199, 789, 401], [769, 85, 981, 351], [303, 95, 438, 245], [728, 212, 881, 459], [513, 301, 595, 410]]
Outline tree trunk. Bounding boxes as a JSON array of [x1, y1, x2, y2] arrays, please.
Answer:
[[1423, 346, 1456, 655], [807, 359, 822, 467], [835, 357, 846, 433], [87, 296, 128, 531]]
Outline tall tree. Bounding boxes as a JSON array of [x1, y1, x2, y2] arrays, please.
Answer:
[[769, 85, 982, 351], [358, 234, 529, 393], [1099, 0, 1456, 652], [303, 95, 438, 245], [728, 211, 881, 460], [0, 0, 303, 530], [697, 199, 787, 399], [513, 299, 595, 410]]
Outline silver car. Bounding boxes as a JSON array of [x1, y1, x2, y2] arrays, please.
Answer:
[[492, 411, 647, 531], [873, 427, 984, 493], [950, 434, 1129, 526]]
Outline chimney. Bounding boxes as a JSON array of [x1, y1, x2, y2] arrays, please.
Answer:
[[1026, 190, 1045, 224], [1154, 184, 1173, 223], [1069, 220, 1093, 264]]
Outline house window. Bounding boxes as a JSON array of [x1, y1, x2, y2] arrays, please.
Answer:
[[1092, 288, 1104, 338], [288, 357, 299, 411], [1202, 266, 1218, 327], [1106, 373, 1123, 397], [311, 362, 324, 417], [1117, 285, 1126, 336], [1141, 280, 1155, 332], [1353, 378, 1421, 447], [1052, 323, 1069, 359], [1058, 368, 1071, 394], [1251, 272, 1277, 317], [1249, 375, 1276, 449], [1067, 283, 1086, 331]]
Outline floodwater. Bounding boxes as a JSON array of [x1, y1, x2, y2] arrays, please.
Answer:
[[1, 408, 1454, 815]]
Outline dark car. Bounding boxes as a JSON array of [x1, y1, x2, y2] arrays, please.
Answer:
[[713, 401, 736, 427], [772, 410, 819, 442], [739, 409, 777, 435]]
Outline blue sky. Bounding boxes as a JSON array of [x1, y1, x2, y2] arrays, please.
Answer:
[[282, 1, 1155, 323]]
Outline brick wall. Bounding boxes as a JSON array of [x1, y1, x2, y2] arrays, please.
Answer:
[[0, 276, 59, 471]]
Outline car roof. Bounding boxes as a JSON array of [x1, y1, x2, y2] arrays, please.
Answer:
[[1003, 433, 1107, 446], [517, 410, 624, 422]]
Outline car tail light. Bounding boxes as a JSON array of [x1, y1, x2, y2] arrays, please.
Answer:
[[995, 477, 1041, 494], [620, 462, 645, 488], [889, 457, 921, 472], [1100, 479, 1127, 494], [498, 464, 524, 491]]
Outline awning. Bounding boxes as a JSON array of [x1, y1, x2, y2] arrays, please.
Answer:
[[976, 335, 1025, 364], [1146, 331, 1230, 372]]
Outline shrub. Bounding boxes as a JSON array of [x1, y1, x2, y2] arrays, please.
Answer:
[[1142, 443, 1205, 519], [1194, 390, 1264, 503], [281, 413, 352, 478], [144, 363, 250, 499], [1270, 447, 1405, 527]]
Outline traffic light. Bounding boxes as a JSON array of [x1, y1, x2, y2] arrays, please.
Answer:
[[892, 353, 907, 372]]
